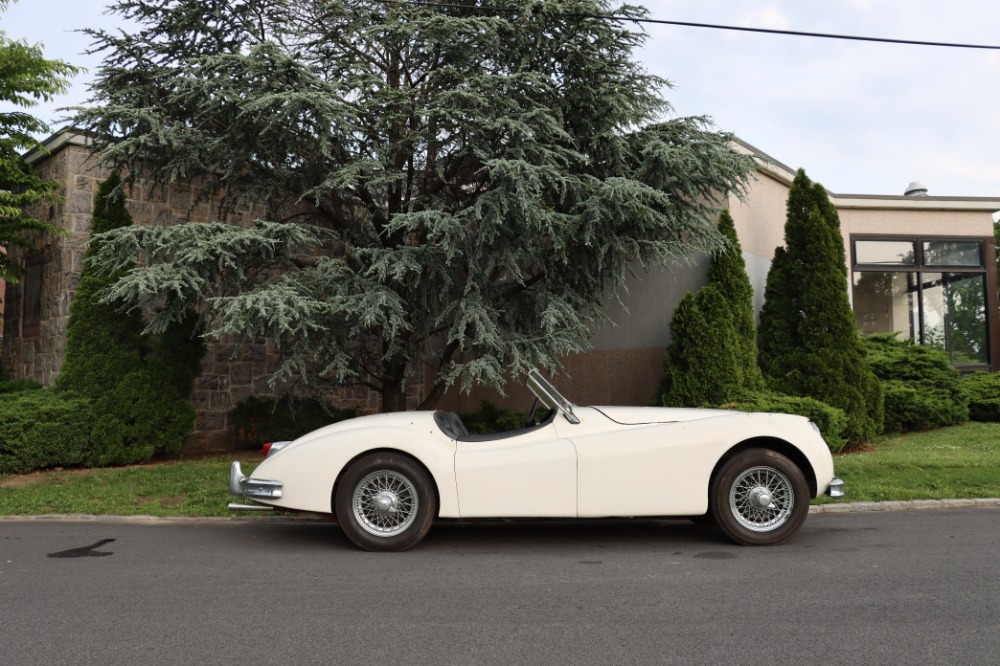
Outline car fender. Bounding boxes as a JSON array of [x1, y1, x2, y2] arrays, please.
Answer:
[[247, 421, 458, 516], [564, 409, 833, 517]]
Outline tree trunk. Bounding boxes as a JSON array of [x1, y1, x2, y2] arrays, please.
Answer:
[[380, 361, 409, 412]]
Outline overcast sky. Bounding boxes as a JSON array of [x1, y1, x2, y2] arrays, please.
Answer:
[[4, 0, 999, 199]]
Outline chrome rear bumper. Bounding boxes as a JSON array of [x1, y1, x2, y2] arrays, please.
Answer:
[[827, 477, 845, 498], [228, 461, 283, 511]]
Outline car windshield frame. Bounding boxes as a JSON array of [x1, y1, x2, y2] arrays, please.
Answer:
[[527, 369, 581, 424]]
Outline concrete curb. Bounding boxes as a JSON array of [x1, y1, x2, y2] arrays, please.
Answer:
[[0, 500, 998, 523], [809, 498, 1000, 514], [0, 514, 327, 524]]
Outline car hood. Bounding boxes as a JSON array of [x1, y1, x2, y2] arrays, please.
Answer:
[[591, 406, 739, 425]]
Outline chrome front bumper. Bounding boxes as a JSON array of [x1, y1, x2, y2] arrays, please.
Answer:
[[228, 461, 283, 511], [827, 477, 845, 498]]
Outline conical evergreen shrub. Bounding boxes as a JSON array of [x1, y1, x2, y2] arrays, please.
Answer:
[[708, 210, 765, 391], [659, 210, 765, 407], [659, 286, 743, 407], [57, 173, 204, 465], [757, 169, 883, 445]]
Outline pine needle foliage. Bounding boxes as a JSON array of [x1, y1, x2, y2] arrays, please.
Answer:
[[707, 209, 765, 391], [659, 286, 743, 407], [658, 210, 764, 407], [57, 173, 204, 465], [74, 0, 756, 411], [0, 0, 81, 280], [758, 169, 883, 445], [863, 333, 966, 433]]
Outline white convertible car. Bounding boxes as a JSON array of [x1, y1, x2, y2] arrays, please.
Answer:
[[230, 369, 843, 551]]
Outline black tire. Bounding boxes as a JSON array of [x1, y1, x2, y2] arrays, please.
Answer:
[[334, 453, 437, 552], [710, 448, 809, 546]]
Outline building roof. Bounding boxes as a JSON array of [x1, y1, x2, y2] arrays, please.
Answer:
[[733, 138, 1000, 214], [21, 127, 92, 166]]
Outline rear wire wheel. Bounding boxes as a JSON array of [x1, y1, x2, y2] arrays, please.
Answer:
[[710, 448, 809, 546], [335, 453, 436, 552]]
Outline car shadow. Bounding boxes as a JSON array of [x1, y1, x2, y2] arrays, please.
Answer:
[[423, 518, 733, 550], [234, 517, 733, 551]]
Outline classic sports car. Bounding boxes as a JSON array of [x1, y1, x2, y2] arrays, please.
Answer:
[[230, 369, 843, 551]]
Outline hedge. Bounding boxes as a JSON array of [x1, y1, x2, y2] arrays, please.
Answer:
[[230, 395, 357, 449], [0, 379, 42, 394], [863, 334, 968, 432], [0, 390, 94, 475], [722, 390, 848, 454], [961, 372, 1000, 422]]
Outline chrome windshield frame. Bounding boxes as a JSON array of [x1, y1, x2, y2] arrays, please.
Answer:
[[527, 368, 581, 424]]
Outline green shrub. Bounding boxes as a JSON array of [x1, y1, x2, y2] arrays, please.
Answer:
[[230, 395, 357, 449], [459, 400, 529, 434], [86, 364, 198, 465], [0, 390, 94, 475], [0, 379, 42, 394], [57, 173, 204, 466], [657, 211, 764, 408], [708, 210, 765, 391], [722, 390, 848, 453], [863, 334, 968, 432], [660, 286, 744, 407], [962, 372, 1000, 422], [758, 170, 883, 445]]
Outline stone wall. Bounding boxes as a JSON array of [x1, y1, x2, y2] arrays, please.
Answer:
[[3, 133, 411, 451]]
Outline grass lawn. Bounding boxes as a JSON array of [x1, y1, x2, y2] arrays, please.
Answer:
[[0, 454, 264, 518], [818, 421, 1000, 503], [1, 423, 998, 517]]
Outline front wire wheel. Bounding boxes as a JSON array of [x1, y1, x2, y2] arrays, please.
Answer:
[[729, 466, 794, 532], [711, 448, 809, 546], [335, 454, 436, 552]]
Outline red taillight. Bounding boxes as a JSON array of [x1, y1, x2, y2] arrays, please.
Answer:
[[262, 440, 291, 458]]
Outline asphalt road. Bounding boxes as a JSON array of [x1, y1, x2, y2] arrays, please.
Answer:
[[1, 508, 998, 666]]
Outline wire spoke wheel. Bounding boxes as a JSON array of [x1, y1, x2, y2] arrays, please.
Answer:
[[711, 448, 809, 546], [352, 470, 419, 537], [729, 466, 793, 532], [336, 453, 437, 551]]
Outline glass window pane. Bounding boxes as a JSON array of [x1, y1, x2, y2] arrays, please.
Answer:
[[923, 241, 982, 267], [920, 272, 989, 365], [855, 240, 916, 265], [852, 271, 918, 339]]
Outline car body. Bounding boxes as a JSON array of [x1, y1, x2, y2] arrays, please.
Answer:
[[230, 369, 843, 551]]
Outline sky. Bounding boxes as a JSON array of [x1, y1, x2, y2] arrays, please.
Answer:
[[3, 0, 999, 199]]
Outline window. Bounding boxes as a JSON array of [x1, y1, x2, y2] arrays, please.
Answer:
[[852, 237, 990, 367], [21, 254, 44, 338]]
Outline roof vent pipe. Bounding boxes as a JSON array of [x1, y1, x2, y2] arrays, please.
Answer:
[[904, 181, 928, 196]]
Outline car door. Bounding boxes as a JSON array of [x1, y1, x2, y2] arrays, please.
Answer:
[[566, 417, 723, 518], [454, 427, 577, 518]]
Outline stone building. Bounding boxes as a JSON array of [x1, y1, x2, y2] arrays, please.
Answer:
[[4, 129, 1000, 448], [2, 130, 401, 450]]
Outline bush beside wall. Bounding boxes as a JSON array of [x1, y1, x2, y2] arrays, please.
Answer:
[[56, 173, 203, 466], [230, 395, 357, 449], [0, 379, 42, 394], [962, 372, 1000, 422], [757, 170, 883, 445], [863, 334, 968, 432], [0, 391, 94, 475], [722, 391, 848, 453]]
